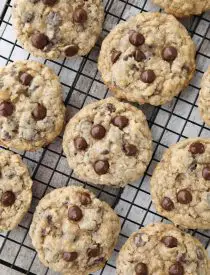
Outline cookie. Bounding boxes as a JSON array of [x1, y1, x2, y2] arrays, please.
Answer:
[[0, 149, 32, 231], [198, 67, 210, 126], [29, 185, 120, 275], [152, 0, 210, 18], [151, 138, 210, 229], [0, 61, 65, 151], [116, 223, 210, 275], [12, 0, 104, 59], [63, 97, 152, 187], [98, 12, 196, 106]]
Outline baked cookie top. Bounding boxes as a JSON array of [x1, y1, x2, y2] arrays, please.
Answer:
[[12, 0, 104, 59], [0, 61, 65, 151], [0, 149, 32, 231], [151, 138, 210, 229], [98, 12, 195, 106], [116, 223, 210, 275], [63, 97, 152, 187], [29, 185, 120, 275]]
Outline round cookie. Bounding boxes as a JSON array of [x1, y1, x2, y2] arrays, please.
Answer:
[[198, 67, 210, 126], [63, 97, 152, 187], [151, 138, 210, 229], [29, 185, 120, 275], [0, 149, 32, 231], [0, 61, 65, 151], [116, 223, 210, 275], [98, 12, 195, 106], [12, 0, 104, 59], [152, 0, 210, 18]]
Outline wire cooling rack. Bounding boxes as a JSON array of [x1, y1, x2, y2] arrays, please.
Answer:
[[0, 0, 210, 274]]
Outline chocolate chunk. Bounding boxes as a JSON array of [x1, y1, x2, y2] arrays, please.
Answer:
[[1, 191, 16, 207], [202, 166, 210, 180], [65, 45, 79, 57], [129, 31, 145, 46], [80, 193, 91, 205], [42, 0, 57, 5], [177, 189, 192, 204], [111, 50, 121, 64], [87, 246, 101, 258], [107, 103, 116, 112], [162, 47, 178, 62], [31, 33, 49, 49], [68, 205, 83, 221], [135, 263, 148, 275], [161, 236, 178, 248], [91, 125, 106, 139], [123, 143, 138, 156], [74, 137, 88, 151], [169, 263, 184, 275], [196, 247, 204, 260], [133, 49, 146, 62], [112, 116, 129, 129], [161, 197, 174, 211], [63, 251, 78, 262], [94, 160, 109, 175], [134, 233, 147, 247], [19, 72, 33, 86], [141, 70, 156, 83], [32, 103, 47, 121], [0, 102, 14, 117], [189, 142, 205, 154], [73, 8, 87, 24]]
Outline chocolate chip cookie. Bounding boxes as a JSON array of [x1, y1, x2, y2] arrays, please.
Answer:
[[152, 0, 210, 17], [198, 67, 210, 126], [63, 97, 152, 187], [12, 0, 104, 59], [116, 223, 210, 275], [98, 12, 196, 106], [29, 185, 120, 275], [151, 138, 210, 229], [0, 149, 32, 231], [0, 61, 65, 151]]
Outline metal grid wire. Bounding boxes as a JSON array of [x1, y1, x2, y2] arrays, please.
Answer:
[[0, 0, 210, 274]]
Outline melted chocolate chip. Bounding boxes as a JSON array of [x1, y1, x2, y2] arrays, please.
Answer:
[[0, 102, 14, 117], [80, 193, 91, 205], [129, 31, 145, 46], [1, 191, 16, 207], [161, 236, 178, 248], [74, 137, 88, 151], [202, 166, 210, 180], [31, 33, 49, 49], [161, 197, 174, 211], [196, 247, 204, 260], [87, 246, 101, 258], [94, 160, 109, 175], [133, 49, 146, 62], [134, 233, 147, 247], [42, 0, 57, 5], [91, 125, 106, 139], [19, 72, 33, 86], [106, 103, 116, 112], [73, 8, 87, 24], [123, 143, 138, 156], [63, 251, 78, 262], [68, 205, 83, 221], [169, 263, 184, 275], [112, 116, 129, 129], [111, 50, 121, 64], [32, 104, 47, 121], [177, 189, 192, 204], [189, 142, 205, 154], [162, 47, 178, 62], [141, 70, 156, 83], [135, 263, 148, 275], [65, 45, 79, 57]]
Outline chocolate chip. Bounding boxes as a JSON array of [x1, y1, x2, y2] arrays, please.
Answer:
[[65, 45, 79, 57], [133, 233, 147, 247], [135, 263, 148, 275], [112, 116, 129, 129], [107, 103, 116, 112], [133, 49, 146, 62], [74, 137, 88, 151], [176, 253, 186, 263], [111, 50, 121, 64], [161, 197, 174, 211], [169, 263, 184, 275], [88, 246, 101, 258], [0, 102, 14, 117], [32, 104, 47, 121], [63, 251, 78, 262], [73, 8, 87, 24], [80, 193, 91, 205], [196, 247, 204, 260], [68, 205, 83, 221], [162, 47, 178, 62], [202, 166, 210, 180], [42, 0, 57, 5], [189, 142, 205, 154], [123, 143, 138, 156], [161, 236, 178, 248], [141, 70, 156, 83], [19, 72, 33, 86], [31, 33, 49, 49], [94, 160, 109, 175], [177, 189, 192, 204], [91, 125, 106, 139], [129, 31, 145, 46], [1, 191, 16, 207]]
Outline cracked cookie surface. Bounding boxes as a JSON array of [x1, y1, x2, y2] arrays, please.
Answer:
[[0, 149, 32, 231], [116, 223, 210, 275], [12, 0, 104, 59], [0, 61, 65, 151], [98, 12, 195, 106], [63, 97, 152, 187], [29, 185, 120, 275], [151, 138, 210, 229]]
